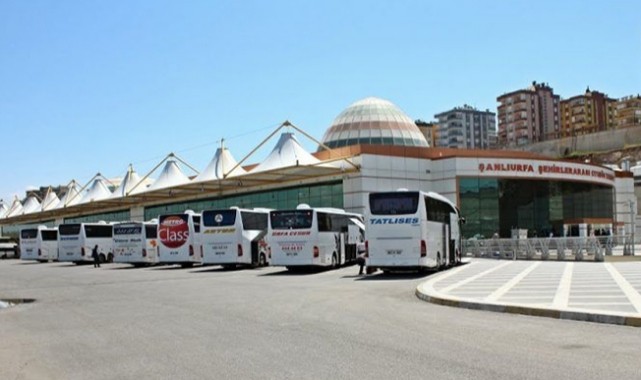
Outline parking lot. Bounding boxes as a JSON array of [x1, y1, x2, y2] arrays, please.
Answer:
[[2, 259, 641, 380]]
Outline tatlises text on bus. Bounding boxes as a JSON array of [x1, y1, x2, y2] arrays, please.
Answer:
[[369, 218, 419, 225]]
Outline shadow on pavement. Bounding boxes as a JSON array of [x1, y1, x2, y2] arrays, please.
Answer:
[[150, 265, 199, 271], [353, 271, 435, 281], [50, 263, 82, 268], [190, 266, 231, 273], [108, 265, 145, 270], [259, 267, 326, 276]]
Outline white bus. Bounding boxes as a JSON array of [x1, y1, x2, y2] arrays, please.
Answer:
[[268, 204, 364, 270], [365, 190, 463, 272], [201, 207, 270, 268], [113, 221, 159, 266], [157, 211, 202, 267], [19, 226, 58, 262], [58, 222, 114, 264]]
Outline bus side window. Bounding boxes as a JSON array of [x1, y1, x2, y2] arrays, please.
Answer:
[[193, 216, 201, 233], [317, 212, 331, 232], [241, 212, 268, 230]]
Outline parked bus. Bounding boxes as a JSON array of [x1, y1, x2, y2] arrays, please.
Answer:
[[201, 207, 270, 268], [157, 210, 202, 267], [58, 222, 114, 264], [365, 190, 463, 272], [268, 204, 364, 270], [112, 221, 159, 266], [19, 226, 58, 262]]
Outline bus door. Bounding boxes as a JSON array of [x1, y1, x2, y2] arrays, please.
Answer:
[[346, 218, 364, 262], [251, 230, 268, 265], [442, 224, 449, 265], [337, 232, 345, 264]]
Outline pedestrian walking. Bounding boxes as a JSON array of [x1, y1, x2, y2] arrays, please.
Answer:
[[91, 245, 100, 268], [356, 242, 366, 275]]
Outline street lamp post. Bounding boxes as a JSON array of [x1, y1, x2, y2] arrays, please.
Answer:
[[630, 199, 636, 256]]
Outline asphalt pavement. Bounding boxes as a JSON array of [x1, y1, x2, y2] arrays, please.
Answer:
[[417, 258, 641, 326], [2, 259, 641, 380]]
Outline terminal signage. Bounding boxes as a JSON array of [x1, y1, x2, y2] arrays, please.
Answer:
[[478, 161, 615, 181]]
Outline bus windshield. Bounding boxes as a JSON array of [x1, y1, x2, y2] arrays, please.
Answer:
[[369, 192, 419, 215], [203, 210, 237, 227], [84, 225, 113, 238], [145, 225, 157, 239], [270, 210, 313, 230], [21, 229, 38, 239], [114, 224, 143, 236], [59, 224, 81, 236], [41, 230, 58, 241]]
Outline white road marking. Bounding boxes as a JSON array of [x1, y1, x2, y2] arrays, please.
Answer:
[[486, 262, 541, 302], [439, 261, 513, 293], [604, 263, 641, 313], [552, 262, 574, 308]]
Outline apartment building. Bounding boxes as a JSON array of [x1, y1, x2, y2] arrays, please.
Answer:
[[432, 105, 496, 149], [615, 95, 641, 129], [497, 81, 560, 147], [415, 119, 436, 147], [560, 88, 617, 137]]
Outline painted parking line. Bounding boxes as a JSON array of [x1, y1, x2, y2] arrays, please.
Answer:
[[604, 263, 641, 313], [439, 261, 513, 293], [552, 262, 573, 308], [486, 262, 541, 302]]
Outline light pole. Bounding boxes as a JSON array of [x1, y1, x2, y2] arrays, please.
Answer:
[[630, 199, 636, 256]]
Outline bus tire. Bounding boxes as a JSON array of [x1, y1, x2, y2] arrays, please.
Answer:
[[331, 253, 338, 269], [107, 253, 114, 263], [99, 254, 106, 263]]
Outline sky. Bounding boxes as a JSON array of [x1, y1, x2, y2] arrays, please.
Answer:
[[1, 0, 640, 204]]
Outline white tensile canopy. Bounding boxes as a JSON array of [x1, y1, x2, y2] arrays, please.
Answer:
[[133, 159, 190, 194], [0, 202, 9, 219], [110, 165, 154, 198], [40, 189, 61, 211], [55, 181, 83, 209], [78, 177, 113, 204], [251, 133, 320, 173], [6, 198, 24, 217], [194, 147, 246, 182], [22, 196, 41, 214]]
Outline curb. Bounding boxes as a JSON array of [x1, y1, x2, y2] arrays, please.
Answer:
[[416, 284, 641, 328]]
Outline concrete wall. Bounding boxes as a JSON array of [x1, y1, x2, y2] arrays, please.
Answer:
[[518, 125, 641, 158]]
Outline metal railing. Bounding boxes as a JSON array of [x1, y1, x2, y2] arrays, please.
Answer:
[[462, 235, 635, 262]]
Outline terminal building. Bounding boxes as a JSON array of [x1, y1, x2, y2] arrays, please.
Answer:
[[0, 97, 635, 240]]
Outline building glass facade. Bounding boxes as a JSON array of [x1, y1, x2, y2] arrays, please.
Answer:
[[144, 181, 343, 221], [64, 210, 131, 224], [459, 178, 613, 238]]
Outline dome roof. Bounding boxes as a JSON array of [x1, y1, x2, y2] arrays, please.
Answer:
[[320, 97, 429, 150]]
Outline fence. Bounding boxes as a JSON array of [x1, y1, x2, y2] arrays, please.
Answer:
[[462, 235, 635, 262]]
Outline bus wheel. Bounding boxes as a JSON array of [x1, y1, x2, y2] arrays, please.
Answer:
[[258, 253, 267, 267], [331, 254, 338, 269], [107, 253, 114, 263], [99, 254, 106, 263]]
